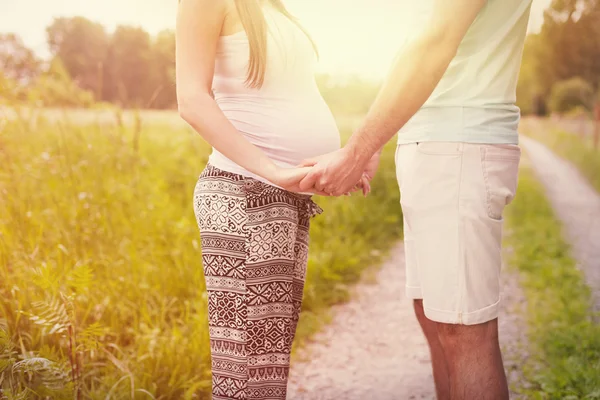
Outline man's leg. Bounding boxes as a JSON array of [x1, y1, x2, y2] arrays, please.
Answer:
[[397, 142, 520, 399], [436, 319, 508, 400], [414, 300, 451, 400]]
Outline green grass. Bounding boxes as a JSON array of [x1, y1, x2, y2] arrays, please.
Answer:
[[523, 118, 600, 192], [506, 158, 600, 399], [0, 109, 402, 399]]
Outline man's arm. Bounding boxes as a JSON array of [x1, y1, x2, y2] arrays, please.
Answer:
[[299, 0, 487, 195], [346, 0, 486, 158]]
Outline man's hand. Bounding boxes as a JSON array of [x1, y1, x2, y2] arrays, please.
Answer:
[[297, 148, 369, 196], [364, 152, 381, 182]]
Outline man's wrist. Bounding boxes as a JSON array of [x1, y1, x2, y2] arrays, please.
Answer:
[[346, 135, 379, 164]]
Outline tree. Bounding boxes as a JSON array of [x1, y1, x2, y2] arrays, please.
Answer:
[[103, 26, 153, 107], [537, 0, 600, 92], [0, 33, 40, 82], [517, 0, 600, 113], [31, 58, 95, 107], [46, 17, 109, 98], [549, 77, 595, 114], [517, 34, 544, 115], [148, 30, 176, 109]]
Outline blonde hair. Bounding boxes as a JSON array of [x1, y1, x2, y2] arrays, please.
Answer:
[[234, 0, 317, 88]]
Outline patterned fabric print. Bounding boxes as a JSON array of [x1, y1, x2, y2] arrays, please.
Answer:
[[194, 165, 321, 400]]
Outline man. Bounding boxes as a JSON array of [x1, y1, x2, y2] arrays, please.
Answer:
[[299, 0, 533, 399]]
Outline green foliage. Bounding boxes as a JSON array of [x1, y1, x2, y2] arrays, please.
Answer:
[[0, 329, 73, 399], [0, 109, 401, 398], [517, 35, 545, 116], [147, 30, 177, 109], [3, 19, 379, 112], [564, 105, 591, 118], [46, 17, 109, 96], [0, 73, 27, 104], [506, 160, 600, 398], [42, 17, 178, 108], [549, 77, 595, 115], [103, 26, 154, 107], [517, 1, 600, 114], [0, 57, 95, 108], [30, 58, 95, 108], [0, 33, 40, 82]]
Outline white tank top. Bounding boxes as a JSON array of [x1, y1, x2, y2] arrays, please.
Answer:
[[208, 7, 341, 183], [399, 0, 533, 145]]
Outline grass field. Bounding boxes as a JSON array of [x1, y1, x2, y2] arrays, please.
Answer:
[[506, 155, 600, 398], [0, 108, 401, 399]]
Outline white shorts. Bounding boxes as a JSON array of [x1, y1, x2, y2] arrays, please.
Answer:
[[396, 142, 521, 325]]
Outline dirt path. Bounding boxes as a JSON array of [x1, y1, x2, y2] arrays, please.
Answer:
[[288, 242, 526, 400], [520, 136, 600, 311]]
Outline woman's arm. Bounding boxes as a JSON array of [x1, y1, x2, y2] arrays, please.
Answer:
[[176, 0, 311, 191]]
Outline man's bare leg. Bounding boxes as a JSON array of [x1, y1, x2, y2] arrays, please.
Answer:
[[414, 300, 451, 400], [436, 319, 508, 400]]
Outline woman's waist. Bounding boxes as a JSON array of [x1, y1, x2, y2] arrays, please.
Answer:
[[196, 163, 320, 204], [205, 156, 314, 196]]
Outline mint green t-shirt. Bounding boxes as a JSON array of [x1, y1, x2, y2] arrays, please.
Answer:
[[398, 0, 533, 145]]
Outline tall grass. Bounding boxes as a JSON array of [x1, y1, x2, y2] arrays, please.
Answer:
[[0, 109, 402, 399], [506, 157, 600, 398]]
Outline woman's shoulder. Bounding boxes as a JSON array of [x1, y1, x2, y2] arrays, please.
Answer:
[[179, 0, 230, 13]]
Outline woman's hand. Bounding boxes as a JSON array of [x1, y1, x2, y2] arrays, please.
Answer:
[[268, 167, 314, 193], [355, 174, 372, 196], [266, 166, 328, 195], [364, 152, 381, 182], [297, 156, 372, 197]]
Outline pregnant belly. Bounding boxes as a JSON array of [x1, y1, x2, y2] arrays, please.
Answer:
[[225, 102, 341, 167], [267, 123, 341, 166]]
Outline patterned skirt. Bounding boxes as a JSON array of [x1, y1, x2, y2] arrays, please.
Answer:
[[193, 164, 322, 400]]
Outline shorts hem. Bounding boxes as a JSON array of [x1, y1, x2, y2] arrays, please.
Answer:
[[423, 299, 500, 325]]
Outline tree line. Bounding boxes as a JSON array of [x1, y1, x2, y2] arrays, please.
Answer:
[[1, 0, 599, 115], [1, 17, 176, 108], [517, 0, 600, 116], [0, 16, 383, 114]]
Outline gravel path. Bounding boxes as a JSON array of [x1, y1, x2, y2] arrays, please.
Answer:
[[520, 136, 600, 311], [288, 242, 527, 400]]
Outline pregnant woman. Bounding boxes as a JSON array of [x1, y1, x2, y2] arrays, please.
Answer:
[[176, 1, 369, 399]]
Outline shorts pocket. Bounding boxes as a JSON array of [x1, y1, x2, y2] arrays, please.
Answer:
[[480, 145, 521, 220]]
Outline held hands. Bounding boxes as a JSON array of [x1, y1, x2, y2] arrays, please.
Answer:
[[267, 167, 328, 195], [296, 148, 381, 196], [264, 154, 377, 197]]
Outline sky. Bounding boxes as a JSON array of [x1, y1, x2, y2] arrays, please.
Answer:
[[0, 0, 552, 79]]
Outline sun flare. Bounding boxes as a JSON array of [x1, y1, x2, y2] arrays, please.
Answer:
[[1, 0, 549, 79]]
